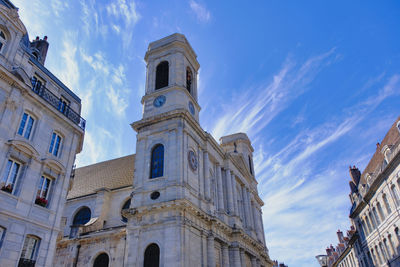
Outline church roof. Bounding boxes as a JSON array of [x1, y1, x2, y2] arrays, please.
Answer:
[[67, 154, 134, 199]]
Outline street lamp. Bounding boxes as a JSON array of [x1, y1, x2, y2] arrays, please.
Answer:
[[315, 255, 328, 267]]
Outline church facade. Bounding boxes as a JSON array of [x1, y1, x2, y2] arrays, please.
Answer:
[[55, 34, 272, 267]]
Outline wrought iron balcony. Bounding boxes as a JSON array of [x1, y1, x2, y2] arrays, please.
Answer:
[[18, 258, 36, 267], [31, 79, 86, 130]]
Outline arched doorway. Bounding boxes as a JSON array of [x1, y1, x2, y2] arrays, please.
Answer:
[[144, 243, 160, 267], [93, 253, 109, 267]]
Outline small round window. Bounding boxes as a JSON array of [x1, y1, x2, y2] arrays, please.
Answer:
[[150, 191, 160, 200]]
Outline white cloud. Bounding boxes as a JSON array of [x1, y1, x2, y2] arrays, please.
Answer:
[[211, 50, 334, 140], [189, 0, 211, 23], [106, 0, 140, 49], [58, 32, 80, 91]]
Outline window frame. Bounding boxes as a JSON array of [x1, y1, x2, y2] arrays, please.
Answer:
[[150, 144, 164, 179], [19, 235, 40, 265], [31, 75, 45, 94], [49, 132, 63, 157], [17, 112, 35, 140], [0, 30, 7, 54], [35, 175, 53, 208], [72, 206, 92, 226], [155, 61, 169, 90], [0, 159, 21, 194], [0, 226, 5, 249]]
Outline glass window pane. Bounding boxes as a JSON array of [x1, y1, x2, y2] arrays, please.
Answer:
[[42, 178, 50, 199], [24, 116, 34, 139], [18, 113, 27, 136], [1, 160, 12, 184], [49, 133, 56, 153], [9, 162, 20, 186], [37, 176, 44, 197], [54, 135, 61, 156]]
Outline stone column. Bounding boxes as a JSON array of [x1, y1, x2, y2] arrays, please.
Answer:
[[204, 151, 211, 200], [216, 165, 224, 211], [231, 172, 238, 216], [225, 169, 234, 214], [221, 244, 229, 267], [240, 249, 246, 267], [207, 234, 216, 267], [251, 257, 258, 267], [231, 246, 241, 267]]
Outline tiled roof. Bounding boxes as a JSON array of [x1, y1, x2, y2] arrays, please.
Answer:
[[360, 117, 400, 184], [67, 154, 134, 199]]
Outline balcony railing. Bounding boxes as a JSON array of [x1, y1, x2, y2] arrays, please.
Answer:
[[31, 80, 86, 130], [18, 258, 36, 267]]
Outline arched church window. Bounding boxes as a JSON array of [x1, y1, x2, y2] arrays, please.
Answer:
[[150, 144, 164, 178], [144, 243, 160, 267], [121, 198, 131, 223], [155, 61, 169, 89], [0, 30, 6, 53], [186, 67, 192, 92], [73, 207, 91, 225], [93, 253, 109, 267]]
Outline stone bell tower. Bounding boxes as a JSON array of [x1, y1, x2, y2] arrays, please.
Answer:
[[141, 33, 200, 121], [126, 33, 272, 267]]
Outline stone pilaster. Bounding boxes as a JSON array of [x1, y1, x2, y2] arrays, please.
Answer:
[[240, 249, 246, 267], [207, 234, 215, 267], [251, 257, 258, 267], [221, 244, 229, 267], [225, 169, 234, 214], [216, 165, 224, 211], [231, 246, 241, 267], [231, 172, 239, 216], [204, 151, 211, 200]]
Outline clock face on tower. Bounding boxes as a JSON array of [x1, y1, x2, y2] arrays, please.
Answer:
[[153, 95, 166, 107], [188, 150, 197, 171], [188, 101, 195, 115]]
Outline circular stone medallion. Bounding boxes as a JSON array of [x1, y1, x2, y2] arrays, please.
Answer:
[[188, 101, 195, 115], [153, 95, 166, 107], [188, 150, 198, 171]]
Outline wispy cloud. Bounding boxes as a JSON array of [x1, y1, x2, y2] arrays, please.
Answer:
[[211, 49, 335, 140], [106, 0, 140, 49], [189, 0, 211, 23]]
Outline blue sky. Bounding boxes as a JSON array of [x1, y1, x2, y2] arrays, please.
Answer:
[[12, 0, 400, 266]]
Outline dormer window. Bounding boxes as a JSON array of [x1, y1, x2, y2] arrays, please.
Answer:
[[0, 30, 6, 53], [397, 121, 400, 134], [155, 61, 169, 89], [186, 67, 192, 92], [31, 76, 44, 94]]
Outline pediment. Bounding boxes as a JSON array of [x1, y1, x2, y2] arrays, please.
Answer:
[[42, 158, 66, 175], [8, 139, 39, 158]]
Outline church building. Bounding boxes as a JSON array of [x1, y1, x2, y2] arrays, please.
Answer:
[[55, 34, 272, 267]]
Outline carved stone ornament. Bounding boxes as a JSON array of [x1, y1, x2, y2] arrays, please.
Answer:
[[188, 150, 197, 171]]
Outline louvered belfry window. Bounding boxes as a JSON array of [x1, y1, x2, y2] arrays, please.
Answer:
[[155, 61, 169, 89]]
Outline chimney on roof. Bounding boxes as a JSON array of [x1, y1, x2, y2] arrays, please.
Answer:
[[337, 230, 345, 243], [349, 181, 357, 193], [349, 165, 361, 185], [377, 142, 381, 149], [30, 35, 49, 65]]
